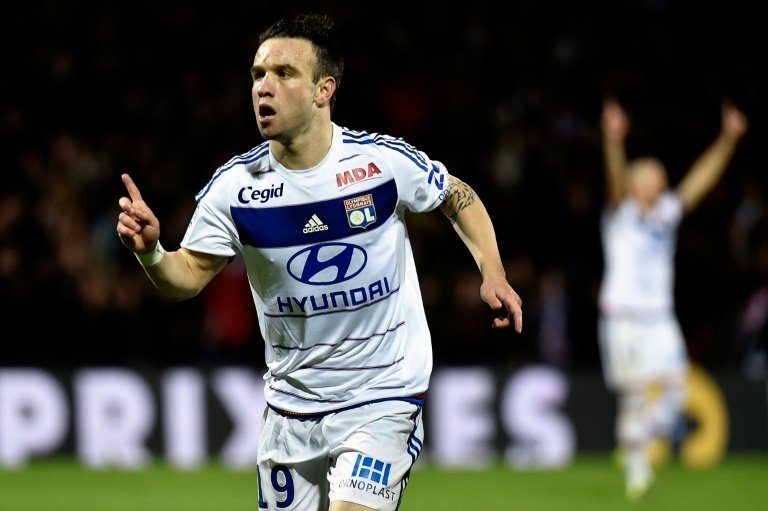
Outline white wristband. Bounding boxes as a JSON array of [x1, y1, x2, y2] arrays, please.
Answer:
[[135, 242, 166, 267]]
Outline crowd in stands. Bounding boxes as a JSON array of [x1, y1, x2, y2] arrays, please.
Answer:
[[2, 1, 766, 376]]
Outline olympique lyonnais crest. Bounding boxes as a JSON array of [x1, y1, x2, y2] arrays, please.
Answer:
[[344, 194, 377, 229]]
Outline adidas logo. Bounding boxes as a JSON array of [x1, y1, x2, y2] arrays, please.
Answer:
[[302, 214, 329, 234]]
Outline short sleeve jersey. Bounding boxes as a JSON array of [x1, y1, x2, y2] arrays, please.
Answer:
[[181, 123, 448, 414], [598, 192, 684, 318]]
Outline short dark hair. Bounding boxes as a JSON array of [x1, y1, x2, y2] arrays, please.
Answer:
[[258, 13, 345, 110]]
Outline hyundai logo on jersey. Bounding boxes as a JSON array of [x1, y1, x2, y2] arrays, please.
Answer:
[[287, 243, 367, 285], [237, 182, 284, 204], [274, 276, 391, 314]]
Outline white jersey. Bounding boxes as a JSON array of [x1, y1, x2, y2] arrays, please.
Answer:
[[598, 192, 684, 319], [181, 123, 447, 414]]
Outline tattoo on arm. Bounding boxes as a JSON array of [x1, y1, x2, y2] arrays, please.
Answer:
[[439, 176, 476, 224]]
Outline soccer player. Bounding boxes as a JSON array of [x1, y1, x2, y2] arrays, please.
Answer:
[[116, 13, 522, 511], [598, 97, 748, 499]]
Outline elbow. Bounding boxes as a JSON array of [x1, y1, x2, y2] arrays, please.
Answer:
[[167, 287, 204, 302], [153, 282, 205, 303], [165, 292, 196, 303]]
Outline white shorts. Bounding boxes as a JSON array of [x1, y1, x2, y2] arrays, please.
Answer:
[[257, 399, 424, 511], [598, 314, 689, 390]]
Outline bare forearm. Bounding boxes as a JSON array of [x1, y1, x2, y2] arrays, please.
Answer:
[[439, 176, 505, 278], [600, 99, 630, 204], [678, 133, 741, 210], [439, 175, 523, 332], [139, 248, 225, 301], [602, 138, 627, 204]]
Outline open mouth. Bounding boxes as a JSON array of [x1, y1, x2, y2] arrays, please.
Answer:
[[258, 104, 276, 122]]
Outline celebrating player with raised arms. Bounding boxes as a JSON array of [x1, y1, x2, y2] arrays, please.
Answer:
[[598, 97, 747, 500]]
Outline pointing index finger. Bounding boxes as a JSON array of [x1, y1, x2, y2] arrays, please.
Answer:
[[121, 173, 144, 203]]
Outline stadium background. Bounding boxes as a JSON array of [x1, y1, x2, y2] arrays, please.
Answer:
[[1, 0, 768, 473]]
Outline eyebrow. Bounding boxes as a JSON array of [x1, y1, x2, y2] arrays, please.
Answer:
[[251, 62, 301, 76]]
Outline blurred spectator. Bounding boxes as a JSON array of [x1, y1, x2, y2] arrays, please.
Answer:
[[199, 255, 261, 367], [734, 217, 768, 380]]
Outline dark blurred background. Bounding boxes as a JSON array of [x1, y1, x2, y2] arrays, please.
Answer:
[[1, 0, 767, 378]]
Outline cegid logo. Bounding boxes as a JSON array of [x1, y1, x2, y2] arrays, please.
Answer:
[[238, 183, 284, 204]]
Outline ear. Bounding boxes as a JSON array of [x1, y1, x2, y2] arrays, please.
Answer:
[[314, 76, 336, 108]]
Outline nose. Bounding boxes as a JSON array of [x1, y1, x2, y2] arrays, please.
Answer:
[[254, 74, 273, 97]]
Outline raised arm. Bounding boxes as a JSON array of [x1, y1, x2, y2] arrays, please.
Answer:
[[601, 97, 631, 206], [677, 101, 748, 211], [116, 173, 228, 301], [439, 175, 523, 332]]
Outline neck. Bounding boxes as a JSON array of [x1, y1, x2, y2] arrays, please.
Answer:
[[271, 121, 334, 170]]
